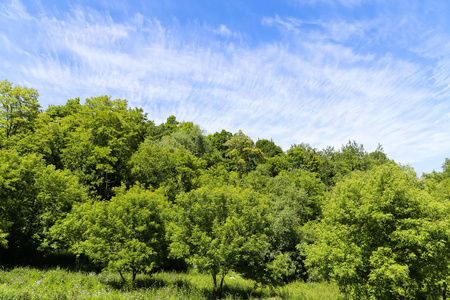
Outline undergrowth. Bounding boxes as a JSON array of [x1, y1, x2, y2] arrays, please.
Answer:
[[0, 267, 342, 299]]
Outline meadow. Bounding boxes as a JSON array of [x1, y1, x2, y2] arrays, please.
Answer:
[[0, 267, 342, 300]]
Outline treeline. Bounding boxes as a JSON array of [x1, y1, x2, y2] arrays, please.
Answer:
[[1, 79, 450, 298]]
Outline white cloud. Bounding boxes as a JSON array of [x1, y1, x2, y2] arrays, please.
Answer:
[[213, 24, 232, 37], [0, 1, 449, 174]]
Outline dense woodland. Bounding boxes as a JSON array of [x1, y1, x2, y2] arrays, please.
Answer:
[[1, 79, 450, 299]]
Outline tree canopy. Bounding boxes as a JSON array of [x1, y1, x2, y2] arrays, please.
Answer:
[[1, 80, 449, 297], [304, 163, 450, 299]]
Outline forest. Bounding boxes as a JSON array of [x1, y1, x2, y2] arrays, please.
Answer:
[[1, 79, 450, 299]]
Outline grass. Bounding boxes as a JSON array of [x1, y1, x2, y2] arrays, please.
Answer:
[[0, 267, 343, 299]]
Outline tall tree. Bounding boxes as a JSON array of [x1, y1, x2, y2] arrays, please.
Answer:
[[61, 96, 147, 199], [0, 149, 87, 262], [208, 129, 233, 154], [158, 124, 212, 158], [0, 80, 40, 140], [130, 143, 205, 200]]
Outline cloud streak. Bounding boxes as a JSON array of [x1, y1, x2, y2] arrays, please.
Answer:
[[0, 0, 449, 174]]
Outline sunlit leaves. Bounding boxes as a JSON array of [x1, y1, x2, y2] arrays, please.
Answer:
[[304, 163, 450, 299], [168, 185, 271, 292], [0, 80, 40, 140], [52, 186, 169, 282]]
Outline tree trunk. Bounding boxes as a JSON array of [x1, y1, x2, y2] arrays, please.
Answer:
[[212, 273, 218, 293], [219, 273, 226, 293], [119, 270, 127, 283], [443, 282, 447, 300], [132, 269, 137, 282]]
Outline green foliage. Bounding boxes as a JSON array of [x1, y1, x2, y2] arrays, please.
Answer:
[[130, 143, 205, 200], [0, 150, 42, 253], [443, 158, 450, 175], [304, 163, 450, 299], [224, 130, 266, 173], [4, 79, 450, 299], [11, 113, 66, 169], [287, 144, 323, 174], [59, 96, 147, 199], [0, 80, 40, 140], [0, 231, 7, 249], [208, 129, 233, 153], [317, 141, 390, 186], [265, 155, 290, 177], [158, 124, 212, 157], [249, 170, 325, 283], [0, 149, 87, 259], [168, 185, 272, 293], [51, 186, 169, 282], [256, 139, 284, 158], [146, 115, 182, 141]]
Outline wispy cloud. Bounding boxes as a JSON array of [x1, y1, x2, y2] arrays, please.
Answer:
[[0, 0, 449, 174]]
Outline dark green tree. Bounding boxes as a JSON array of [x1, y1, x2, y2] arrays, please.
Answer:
[[208, 129, 233, 154], [256, 139, 283, 158], [130, 143, 205, 200], [0, 149, 87, 261]]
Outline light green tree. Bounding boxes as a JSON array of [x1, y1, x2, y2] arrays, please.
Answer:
[[303, 163, 450, 299], [158, 124, 212, 158], [0, 80, 40, 140], [51, 186, 169, 282], [287, 144, 323, 173], [60, 96, 147, 199], [224, 130, 266, 173], [168, 185, 272, 294]]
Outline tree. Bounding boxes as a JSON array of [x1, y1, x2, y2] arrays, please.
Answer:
[[60, 96, 147, 199], [158, 124, 212, 158], [130, 142, 205, 200], [444, 158, 450, 175], [0, 80, 40, 140], [265, 155, 290, 177], [256, 139, 283, 158], [303, 163, 450, 299], [208, 129, 233, 154], [0, 149, 87, 261], [168, 185, 272, 294], [51, 186, 169, 282], [224, 130, 266, 173], [317, 142, 390, 187], [146, 115, 181, 141], [287, 144, 323, 174]]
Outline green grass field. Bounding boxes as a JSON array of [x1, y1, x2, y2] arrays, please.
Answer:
[[0, 267, 342, 299]]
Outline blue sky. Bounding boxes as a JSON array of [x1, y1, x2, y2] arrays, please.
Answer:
[[1, 0, 449, 175]]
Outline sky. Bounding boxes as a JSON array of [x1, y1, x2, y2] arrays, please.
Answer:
[[1, 0, 449, 176]]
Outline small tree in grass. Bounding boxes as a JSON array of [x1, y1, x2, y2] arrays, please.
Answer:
[[51, 186, 169, 282], [168, 185, 272, 294]]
